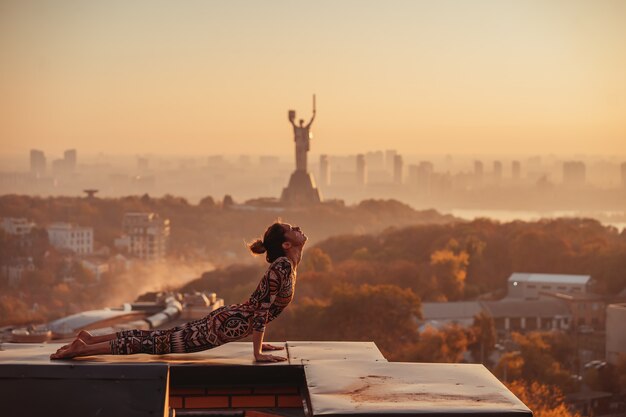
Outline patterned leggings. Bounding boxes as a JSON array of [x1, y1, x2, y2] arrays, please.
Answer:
[[109, 316, 221, 355]]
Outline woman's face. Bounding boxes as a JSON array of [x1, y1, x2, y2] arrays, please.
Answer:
[[282, 223, 307, 247]]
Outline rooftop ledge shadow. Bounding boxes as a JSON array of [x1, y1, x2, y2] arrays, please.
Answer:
[[0, 341, 532, 417]]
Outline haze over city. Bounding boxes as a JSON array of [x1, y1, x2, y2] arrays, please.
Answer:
[[1, 0, 625, 157], [2, 2, 626, 417]]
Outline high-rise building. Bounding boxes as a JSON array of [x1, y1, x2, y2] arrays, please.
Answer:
[[123, 213, 170, 260], [365, 151, 384, 171], [512, 161, 521, 181], [393, 154, 403, 184], [563, 161, 586, 186], [621, 162, 626, 189], [319, 155, 330, 187], [474, 160, 484, 185], [385, 150, 397, 173], [356, 154, 367, 186], [64, 149, 77, 172], [30, 149, 46, 178], [409, 161, 433, 194], [493, 161, 502, 182]]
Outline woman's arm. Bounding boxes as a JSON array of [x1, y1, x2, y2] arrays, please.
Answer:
[[253, 330, 286, 362]]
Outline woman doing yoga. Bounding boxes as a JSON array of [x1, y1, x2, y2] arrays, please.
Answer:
[[50, 222, 307, 363]]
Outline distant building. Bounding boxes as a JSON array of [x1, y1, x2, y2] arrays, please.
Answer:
[[207, 155, 227, 169], [0, 257, 35, 287], [563, 161, 586, 186], [512, 160, 521, 181], [64, 149, 77, 172], [482, 299, 571, 334], [319, 155, 330, 187], [1, 218, 34, 236], [540, 291, 605, 329], [51, 158, 68, 176], [408, 161, 434, 195], [393, 154, 403, 184], [385, 149, 397, 173], [419, 301, 483, 330], [122, 213, 170, 260], [507, 273, 590, 299], [30, 149, 46, 178], [356, 154, 366, 186], [493, 161, 502, 182], [606, 303, 626, 365], [474, 160, 483, 185], [365, 151, 384, 171], [47, 223, 94, 255]]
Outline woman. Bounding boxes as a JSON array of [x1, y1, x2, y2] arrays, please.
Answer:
[[50, 222, 307, 363]]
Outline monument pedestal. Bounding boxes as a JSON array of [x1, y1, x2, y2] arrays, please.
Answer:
[[280, 170, 322, 205]]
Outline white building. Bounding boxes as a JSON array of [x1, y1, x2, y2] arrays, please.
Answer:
[[0, 258, 35, 287], [606, 303, 626, 365], [507, 273, 590, 300], [122, 213, 170, 260], [1, 218, 34, 235], [47, 223, 93, 255]]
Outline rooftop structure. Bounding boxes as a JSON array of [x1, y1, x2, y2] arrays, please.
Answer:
[[6, 291, 223, 343], [0, 341, 532, 417], [507, 272, 590, 299]]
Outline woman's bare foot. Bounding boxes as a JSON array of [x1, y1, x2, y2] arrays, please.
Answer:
[[50, 338, 87, 360]]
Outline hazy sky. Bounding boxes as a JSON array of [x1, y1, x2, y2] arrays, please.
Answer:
[[1, 0, 625, 157]]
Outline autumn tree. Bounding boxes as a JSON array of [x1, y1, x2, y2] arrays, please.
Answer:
[[468, 311, 497, 364], [397, 324, 470, 363], [300, 247, 333, 273], [323, 284, 422, 355], [507, 380, 580, 417], [495, 332, 573, 392], [429, 245, 469, 301]]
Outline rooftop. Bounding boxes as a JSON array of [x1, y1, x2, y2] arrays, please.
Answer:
[[508, 272, 590, 285], [482, 299, 570, 318], [0, 341, 532, 417]]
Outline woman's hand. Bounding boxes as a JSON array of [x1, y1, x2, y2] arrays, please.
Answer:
[[255, 353, 288, 363], [262, 343, 284, 351]]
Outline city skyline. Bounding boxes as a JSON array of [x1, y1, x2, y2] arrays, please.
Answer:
[[1, 1, 625, 157]]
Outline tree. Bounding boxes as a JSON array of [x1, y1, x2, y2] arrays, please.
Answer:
[[498, 332, 573, 392], [507, 380, 580, 417], [322, 284, 422, 355], [398, 324, 470, 363], [468, 311, 497, 364], [300, 247, 333, 273], [429, 248, 469, 301]]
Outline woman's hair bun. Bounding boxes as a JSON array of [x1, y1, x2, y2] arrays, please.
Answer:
[[249, 239, 266, 254]]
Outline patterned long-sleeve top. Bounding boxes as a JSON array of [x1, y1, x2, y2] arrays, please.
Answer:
[[246, 256, 295, 333]]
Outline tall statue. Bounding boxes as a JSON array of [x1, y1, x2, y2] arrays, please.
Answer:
[[288, 95, 316, 172]]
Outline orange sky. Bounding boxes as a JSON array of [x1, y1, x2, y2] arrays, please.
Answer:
[[1, 0, 624, 157]]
